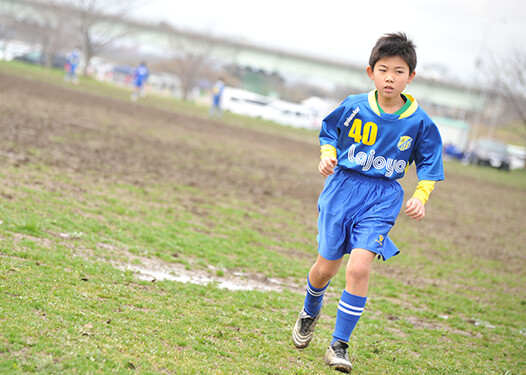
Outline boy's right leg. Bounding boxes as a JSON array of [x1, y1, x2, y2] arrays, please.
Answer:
[[293, 255, 342, 348]]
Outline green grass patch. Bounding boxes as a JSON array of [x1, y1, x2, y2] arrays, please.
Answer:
[[0, 61, 524, 374]]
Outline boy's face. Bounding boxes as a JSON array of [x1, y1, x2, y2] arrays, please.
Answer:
[[367, 56, 416, 100]]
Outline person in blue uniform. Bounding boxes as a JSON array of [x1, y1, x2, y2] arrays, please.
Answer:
[[64, 48, 81, 84], [131, 61, 149, 101], [292, 32, 444, 373], [209, 78, 225, 117]]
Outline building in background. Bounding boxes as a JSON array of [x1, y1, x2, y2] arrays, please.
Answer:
[[434, 117, 471, 151]]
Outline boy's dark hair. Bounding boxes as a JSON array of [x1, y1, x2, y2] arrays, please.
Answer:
[[369, 32, 417, 74]]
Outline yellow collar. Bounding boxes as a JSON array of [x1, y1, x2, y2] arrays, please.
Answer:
[[367, 90, 419, 119]]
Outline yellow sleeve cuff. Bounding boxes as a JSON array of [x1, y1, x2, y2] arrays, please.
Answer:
[[320, 144, 337, 160], [411, 180, 435, 205]]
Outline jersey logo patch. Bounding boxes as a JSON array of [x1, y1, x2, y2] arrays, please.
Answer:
[[398, 136, 413, 151], [375, 235, 384, 246]]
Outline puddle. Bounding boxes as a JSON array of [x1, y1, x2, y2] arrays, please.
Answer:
[[467, 319, 495, 329], [113, 255, 299, 293]]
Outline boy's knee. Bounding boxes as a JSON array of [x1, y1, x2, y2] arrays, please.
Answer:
[[311, 262, 338, 283], [346, 263, 371, 283], [313, 267, 334, 281]]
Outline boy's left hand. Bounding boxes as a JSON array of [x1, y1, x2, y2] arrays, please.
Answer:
[[405, 197, 425, 221]]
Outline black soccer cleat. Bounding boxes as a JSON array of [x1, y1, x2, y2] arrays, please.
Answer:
[[292, 307, 321, 349], [325, 339, 352, 373]]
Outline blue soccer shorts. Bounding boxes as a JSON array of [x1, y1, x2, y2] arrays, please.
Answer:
[[317, 168, 404, 261]]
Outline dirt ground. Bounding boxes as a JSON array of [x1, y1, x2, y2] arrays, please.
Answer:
[[1, 72, 525, 293]]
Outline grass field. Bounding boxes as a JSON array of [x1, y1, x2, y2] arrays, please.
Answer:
[[0, 61, 525, 374]]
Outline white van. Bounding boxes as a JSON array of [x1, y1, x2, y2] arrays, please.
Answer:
[[221, 87, 314, 128]]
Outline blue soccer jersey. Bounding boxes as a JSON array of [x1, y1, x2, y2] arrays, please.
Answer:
[[320, 91, 444, 182], [67, 50, 80, 68], [134, 65, 149, 87]]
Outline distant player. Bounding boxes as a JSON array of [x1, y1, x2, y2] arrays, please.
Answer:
[[292, 32, 444, 373], [209, 78, 225, 117], [64, 48, 81, 84], [131, 61, 149, 101]]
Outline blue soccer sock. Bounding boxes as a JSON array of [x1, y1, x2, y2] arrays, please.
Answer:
[[303, 276, 329, 317], [332, 290, 367, 343]]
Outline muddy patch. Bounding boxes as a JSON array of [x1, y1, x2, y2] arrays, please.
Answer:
[[95, 242, 305, 293]]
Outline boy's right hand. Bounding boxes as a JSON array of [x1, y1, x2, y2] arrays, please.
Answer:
[[319, 157, 338, 177]]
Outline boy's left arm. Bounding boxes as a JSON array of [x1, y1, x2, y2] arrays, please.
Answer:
[[405, 180, 435, 221], [407, 115, 445, 220]]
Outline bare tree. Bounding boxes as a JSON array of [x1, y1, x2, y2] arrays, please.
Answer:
[[0, 15, 13, 41], [59, 0, 143, 74], [159, 25, 217, 101], [0, 16, 15, 62], [0, 1, 37, 56], [489, 50, 526, 143], [37, 1, 74, 68]]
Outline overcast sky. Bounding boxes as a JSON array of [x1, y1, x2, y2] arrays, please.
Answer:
[[133, 0, 526, 84]]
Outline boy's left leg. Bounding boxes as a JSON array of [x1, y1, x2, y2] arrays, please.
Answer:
[[71, 67, 79, 84], [131, 86, 139, 101], [325, 248, 375, 373]]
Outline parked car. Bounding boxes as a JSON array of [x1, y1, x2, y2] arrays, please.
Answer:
[[14, 51, 68, 69], [468, 139, 510, 171], [443, 143, 464, 161], [0, 40, 32, 61]]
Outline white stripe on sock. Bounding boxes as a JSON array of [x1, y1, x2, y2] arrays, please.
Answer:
[[306, 284, 325, 297], [339, 300, 364, 312], [337, 305, 363, 316]]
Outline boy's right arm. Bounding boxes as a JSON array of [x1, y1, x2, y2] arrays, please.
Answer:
[[318, 101, 347, 177], [319, 144, 337, 177]]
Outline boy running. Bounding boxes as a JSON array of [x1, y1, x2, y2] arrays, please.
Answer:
[[209, 78, 225, 117], [131, 61, 149, 101], [292, 32, 444, 373], [64, 48, 81, 84]]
